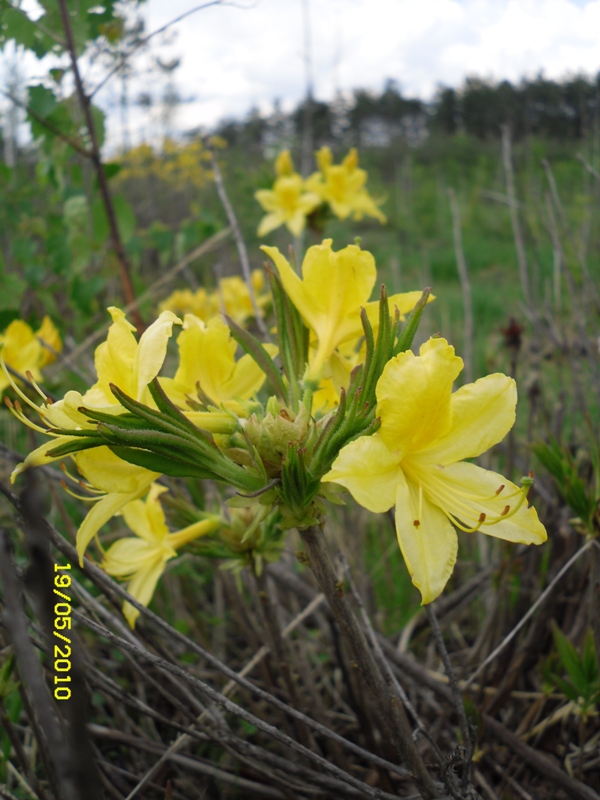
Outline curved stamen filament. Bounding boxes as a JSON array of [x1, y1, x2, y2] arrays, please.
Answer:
[[408, 466, 533, 530], [0, 352, 47, 416], [60, 480, 103, 503], [25, 370, 50, 404], [4, 397, 53, 435]]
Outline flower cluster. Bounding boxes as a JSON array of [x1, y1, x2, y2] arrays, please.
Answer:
[[159, 269, 270, 325], [255, 148, 386, 238], [5, 238, 546, 626]]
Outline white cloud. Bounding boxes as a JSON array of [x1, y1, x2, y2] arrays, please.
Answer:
[[6, 0, 600, 147]]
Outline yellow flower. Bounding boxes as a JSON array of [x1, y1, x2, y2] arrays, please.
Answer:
[[36, 316, 62, 367], [74, 447, 160, 565], [306, 146, 386, 224], [219, 271, 271, 325], [82, 306, 181, 411], [103, 483, 220, 627], [262, 239, 431, 379], [6, 307, 182, 480], [161, 314, 277, 416], [159, 271, 270, 327], [158, 288, 219, 321], [0, 316, 61, 392], [323, 337, 547, 604], [255, 150, 321, 237]]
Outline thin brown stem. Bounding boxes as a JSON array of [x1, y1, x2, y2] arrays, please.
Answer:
[[298, 524, 439, 799], [56, 0, 142, 330], [207, 143, 270, 338]]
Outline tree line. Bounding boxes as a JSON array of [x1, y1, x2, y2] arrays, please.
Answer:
[[214, 74, 600, 150]]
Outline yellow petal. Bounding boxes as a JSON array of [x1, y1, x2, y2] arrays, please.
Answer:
[[316, 146, 333, 171], [10, 436, 79, 483], [134, 310, 181, 401], [223, 349, 274, 400], [76, 447, 159, 494], [36, 316, 62, 367], [173, 315, 236, 404], [121, 483, 169, 543], [258, 211, 284, 237], [123, 553, 171, 628], [263, 240, 376, 375], [420, 374, 517, 465], [275, 150, 295, 177], [341, 291, 435, 345], [103, 538, 157, 576], [76, 488, 148, 565], [322, 434, 401, 513], [410, 460, 547, 545], [394, 471, 458, 604], [93, 308, 138, 398], [376, 338, 463, 454], [255, 189, 279, 213]]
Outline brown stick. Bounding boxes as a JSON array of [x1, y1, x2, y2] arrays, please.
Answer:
[[299, 525, 439, 799], [56, 0, 142, 330]]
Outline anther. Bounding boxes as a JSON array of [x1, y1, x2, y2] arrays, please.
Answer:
[[478, 513, 486, 523], [4, 396, 13, 408], [495, 484, 505, 495], [413, 519, 421, 528], [501, 505, 510, 516]]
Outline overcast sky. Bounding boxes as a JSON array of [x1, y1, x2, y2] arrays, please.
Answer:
[[95, 0, 599, 143], [6, 0, 600, 148]]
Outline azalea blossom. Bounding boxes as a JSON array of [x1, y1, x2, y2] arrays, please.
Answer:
[[323, 337, 547, 604], [306, 147, 386, 224], [0, 316, 62, 392], [255, 150, 321, 237], [158, 270, 270, 326], [103, 483, 220, 627], [262, 239, 431, 379], [74, 447, 160, 565], [161, 314, 277, 416], [5, 307, 182, 480]]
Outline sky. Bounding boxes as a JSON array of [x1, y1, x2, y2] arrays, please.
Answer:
[[5, 0, 600, 148]]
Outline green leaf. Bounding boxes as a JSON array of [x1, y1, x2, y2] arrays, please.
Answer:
[[0, 274, 27, 310], [552, 623, 589, 695], [28, 85, 57, 119], [92, 195, 136, 245]]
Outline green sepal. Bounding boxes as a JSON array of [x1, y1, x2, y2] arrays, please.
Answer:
[[224, 314, 286, 401], [108, 446, 214, 480], [394, 288, 432, 355], [46, 436, 106, 458]]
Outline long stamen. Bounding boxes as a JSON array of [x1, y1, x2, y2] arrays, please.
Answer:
[[4, 397, 53, 435], [59, 462, 105, 494], [60, 480, 102, 503], [25, 370, 50, 404]]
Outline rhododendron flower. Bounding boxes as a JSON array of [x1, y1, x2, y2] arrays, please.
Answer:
[[323, 337, 547, 604], [74, 447, 160, 565], [262, 239, 431, 378], [159, 271, 270, 326], [0, 317, 62, 392], [161, 314, 277, 415], [255, 150, 321, 237], [103, 483, 220, 627], [306, 147, 386, 223], [6, 308, 181, 478]]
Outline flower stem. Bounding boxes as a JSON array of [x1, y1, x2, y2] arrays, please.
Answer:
[[299, 524, 438, 799]]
